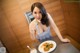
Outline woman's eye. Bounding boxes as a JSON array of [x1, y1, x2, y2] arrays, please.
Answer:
[[34, 12, 37, 14], [39, 11, 41, 13]]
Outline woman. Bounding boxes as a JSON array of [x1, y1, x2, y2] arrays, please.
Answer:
[[29, 2, 70, 42]]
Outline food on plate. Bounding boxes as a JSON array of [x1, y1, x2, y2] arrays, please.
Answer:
[[49, 44, 53, 48], [42, 42, 54, 51], [43, 43, 49, 46], [38, 40, 57, 53], [44, 46, 50, 51]]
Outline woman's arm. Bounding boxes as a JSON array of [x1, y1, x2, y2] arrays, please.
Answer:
[[47, 13, 70, 42], [29, 24, 36, 40]]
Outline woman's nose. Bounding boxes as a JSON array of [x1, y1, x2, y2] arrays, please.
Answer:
[[36, 14, 40, 17]]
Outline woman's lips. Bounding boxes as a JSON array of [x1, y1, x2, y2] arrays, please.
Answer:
[[37, 17, 41, 20]]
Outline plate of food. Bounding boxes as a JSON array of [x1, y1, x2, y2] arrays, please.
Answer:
[[38, 40, 57, 53]]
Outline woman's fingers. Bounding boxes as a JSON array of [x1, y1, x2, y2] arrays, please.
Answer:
[[61, 38, 70, 42]]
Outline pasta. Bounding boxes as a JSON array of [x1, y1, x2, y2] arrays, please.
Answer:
[[42, 42, 53, 51]]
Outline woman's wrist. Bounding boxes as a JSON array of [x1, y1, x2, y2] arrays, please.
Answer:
[[60, 38, 70, 42]]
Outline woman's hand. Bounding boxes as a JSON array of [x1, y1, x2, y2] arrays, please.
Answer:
[[61, 38, 70, 42]]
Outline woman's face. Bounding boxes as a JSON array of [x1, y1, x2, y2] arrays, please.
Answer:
[[32, 7, 42, 21]]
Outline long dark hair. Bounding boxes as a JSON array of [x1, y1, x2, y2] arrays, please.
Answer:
[[31, 2, 49, 26]]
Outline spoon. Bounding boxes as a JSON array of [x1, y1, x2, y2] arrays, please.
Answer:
[[27, 45, 32, 50], [27, 45, 37, 53]]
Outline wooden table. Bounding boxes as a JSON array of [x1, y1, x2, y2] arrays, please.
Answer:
[[31, 36, 80, 53]]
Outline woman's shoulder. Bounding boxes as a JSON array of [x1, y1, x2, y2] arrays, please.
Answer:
[[47, 13, 51, 18], [47, 12, 53, 20]]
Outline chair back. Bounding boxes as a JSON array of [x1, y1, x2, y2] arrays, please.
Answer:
[[25, 11, 34, 24]]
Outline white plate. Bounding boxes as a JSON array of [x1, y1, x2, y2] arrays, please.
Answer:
[[38, 40, 57, 53]]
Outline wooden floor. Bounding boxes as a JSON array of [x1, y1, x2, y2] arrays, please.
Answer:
[[64, 35, 80, 51]]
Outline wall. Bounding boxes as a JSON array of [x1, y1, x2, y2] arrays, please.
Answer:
[[60, 0, 80, 43], [0, 0, 66, 53], [0, 0, 31, 53]]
